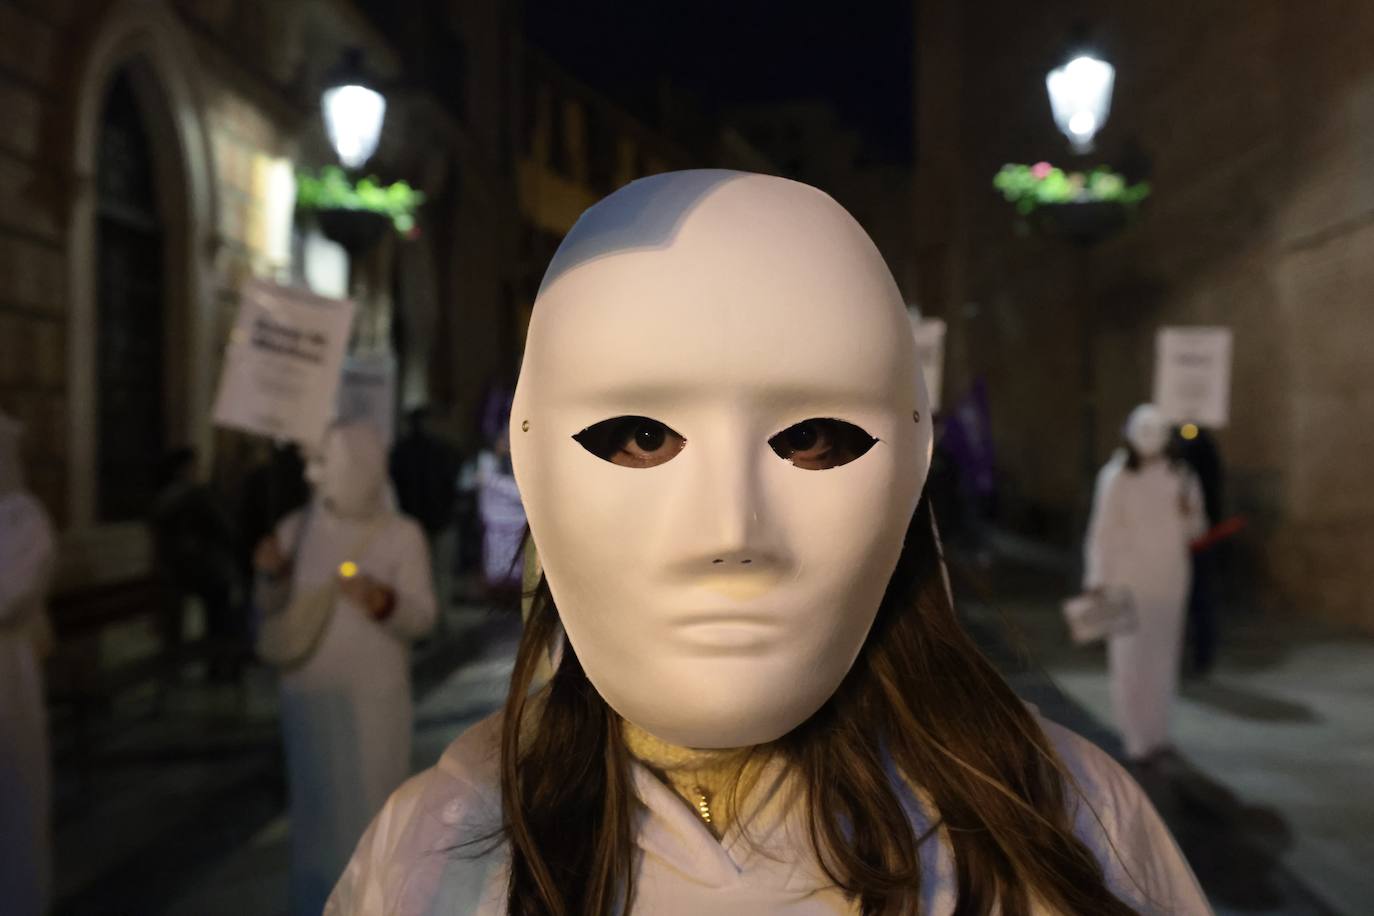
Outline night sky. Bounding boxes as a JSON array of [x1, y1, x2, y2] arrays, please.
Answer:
[[523, 1, 915, 163]]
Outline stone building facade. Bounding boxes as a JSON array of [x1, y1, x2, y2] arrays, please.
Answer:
[[513, 47, 696, 344], [915, 0, 1374, 631], [0, 0, 520, 591]]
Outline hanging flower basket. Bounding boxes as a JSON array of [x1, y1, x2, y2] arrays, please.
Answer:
[[313, 208, 391, 255], [993, 162, 1149, 246], [1032, 200, 1130, 246], [296, 166, 425, 255]]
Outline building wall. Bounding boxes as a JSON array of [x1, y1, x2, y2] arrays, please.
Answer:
[[0, 0, 228, 581], [916, 0, 1374, 630], [512, 48, 694, 363], [0, 1, 79, 530], [0, 0, 512, 588], [518, 50, 690, 240]]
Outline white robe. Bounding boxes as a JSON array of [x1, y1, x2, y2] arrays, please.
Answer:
[[325, 711, 1211, 915], [1084, 455, 1206, 759], [0, 490, 56, 916], [260, 505, 437, 916]]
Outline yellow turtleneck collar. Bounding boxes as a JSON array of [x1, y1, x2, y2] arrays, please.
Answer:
[[620, 719, 771, 839]]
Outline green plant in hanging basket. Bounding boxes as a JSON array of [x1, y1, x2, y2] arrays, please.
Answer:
[[296, 165, 425, 235], [993, 162, 1150, 215]]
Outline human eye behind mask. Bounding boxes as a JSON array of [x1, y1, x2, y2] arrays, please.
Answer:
[[769, 418, 876, 470], [574, 416, 687, 468]]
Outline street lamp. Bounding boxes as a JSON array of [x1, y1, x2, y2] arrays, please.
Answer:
[[1046, 53, 1114, 154], [1042, 40, 1123, 543], [321, 49, 387, 170]]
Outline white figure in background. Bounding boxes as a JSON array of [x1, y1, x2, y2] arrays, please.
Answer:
[[254, 421, 437, 915], [0, 411, 56, 916], [327, 172, 1210, 915], [1085, 403, 1206, 763]]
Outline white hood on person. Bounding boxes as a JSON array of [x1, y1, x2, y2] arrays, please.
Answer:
[[314, 421, 389, 519], [1125, 403, 1170, 459], [510, 170, 933, 749]]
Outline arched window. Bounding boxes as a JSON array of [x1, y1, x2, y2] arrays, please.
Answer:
[[95, 70, 166, 522]]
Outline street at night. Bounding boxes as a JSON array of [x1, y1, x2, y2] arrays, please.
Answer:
[[1, 1, 1371, 914]]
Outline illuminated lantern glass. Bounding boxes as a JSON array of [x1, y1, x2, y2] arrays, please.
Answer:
[[1045, 54, 1115, 154], [322, 83, 387, 170]]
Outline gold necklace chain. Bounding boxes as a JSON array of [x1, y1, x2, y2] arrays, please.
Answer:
[[691, 785, 713, 825]]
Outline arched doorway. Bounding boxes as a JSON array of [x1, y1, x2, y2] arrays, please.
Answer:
[[94, 70, 167, 522], [64, 1, 216, 569]]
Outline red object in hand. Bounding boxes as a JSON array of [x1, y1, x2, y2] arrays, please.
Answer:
[[1191, 516, 1247, 553]]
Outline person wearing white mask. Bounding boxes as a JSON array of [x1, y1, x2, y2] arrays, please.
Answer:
[[1085, 404, 1207, 765], [254, 420, 437, 915], [0, 411, 56, 916], [327, 172, 1209, 914]]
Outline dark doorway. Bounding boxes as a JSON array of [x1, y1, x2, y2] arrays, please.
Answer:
[[95, 70, 166, 522]]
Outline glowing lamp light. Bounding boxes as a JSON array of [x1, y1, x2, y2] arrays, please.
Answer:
[[1180, 423, 1200, 441], [339, 561, 359, 579], [322, 83, 386, 170], [1046, 54, 1115, 154]]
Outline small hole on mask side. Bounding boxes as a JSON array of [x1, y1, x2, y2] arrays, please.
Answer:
[[740, 559, 752, 565], [913, 410, 920, 424], [521, 419, 530, 432], [712, 558, 724, 565]]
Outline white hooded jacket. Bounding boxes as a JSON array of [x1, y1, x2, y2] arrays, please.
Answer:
[[326, 711, 1210, 915]]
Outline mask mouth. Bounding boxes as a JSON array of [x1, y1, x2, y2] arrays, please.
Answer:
[[668, 612, 784, 654]]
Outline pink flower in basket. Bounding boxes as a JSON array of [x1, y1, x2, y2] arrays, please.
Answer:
[[1031, 161, 1054, 179]]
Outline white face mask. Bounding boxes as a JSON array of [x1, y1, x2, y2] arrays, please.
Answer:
[[1125, 404, 1169, 458], [511, 171, 932, 748], [315, 422, 387, 519]]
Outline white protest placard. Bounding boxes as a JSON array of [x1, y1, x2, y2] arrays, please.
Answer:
[[908, 313, 947, 410], [211, 278, 355, 447], [1152, 326, 1233, 428], [337, 352, 397, 447]]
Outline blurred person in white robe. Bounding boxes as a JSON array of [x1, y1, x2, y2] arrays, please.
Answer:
[[1085, 404, 1207, 764], [254, 421, 436, 915], [0, 410, 56, 916]]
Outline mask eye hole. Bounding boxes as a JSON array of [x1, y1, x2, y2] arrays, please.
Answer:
[[768, 418, 876, 470], [574, 416, 687, 468]]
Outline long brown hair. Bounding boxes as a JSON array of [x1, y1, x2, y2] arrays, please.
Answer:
[[497, 498, 1142, 915]]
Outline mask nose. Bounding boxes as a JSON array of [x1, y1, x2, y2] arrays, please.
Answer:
[[704, 421, 764, 556], [661, 419, 787, 580]]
